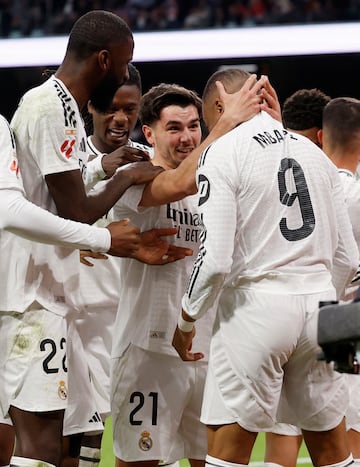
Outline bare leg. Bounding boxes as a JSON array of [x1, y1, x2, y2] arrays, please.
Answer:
[[60, 434, 83, 467], [207, 423, 257, 464], [265, 432, 302, 467], [347, 429, 360, 459], [9, 406, 64, 466], [0, 422, 15, 466], [189, 459, 205, 467], [302, 418, 350, 467]]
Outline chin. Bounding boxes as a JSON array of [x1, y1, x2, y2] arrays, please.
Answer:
[[110, 135, 127, 147]]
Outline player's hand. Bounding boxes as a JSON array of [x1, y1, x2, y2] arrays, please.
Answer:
[[106, 219, 142, 257], [172, 325, 204, 361], [216, 73, 268, 129], [102, 147, 151, 178], [132, 227, 193, 265], [80, 250, 108, 267], [119, 161, 164, 185], [260, 78, 282, 122]]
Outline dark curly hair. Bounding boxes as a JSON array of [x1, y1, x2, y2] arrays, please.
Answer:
[[282, 88, 331, 131]]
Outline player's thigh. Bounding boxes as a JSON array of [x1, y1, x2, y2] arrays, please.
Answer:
[[207, 423, 257, 464], [111, 345, 194, 462], [265, 430, 302, 467], [2, 308, 68, 414], [203, 289, 304, 431], [176, 361, 208, 460], [284, 291, 348, 431], [302, 418, 350, 466], [63, 317, 103, 437]]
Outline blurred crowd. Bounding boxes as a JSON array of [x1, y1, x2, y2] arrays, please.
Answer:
[[0, 0, 360, 38]]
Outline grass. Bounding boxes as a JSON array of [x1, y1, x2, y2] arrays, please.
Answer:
[[100, 418, 312, 467]]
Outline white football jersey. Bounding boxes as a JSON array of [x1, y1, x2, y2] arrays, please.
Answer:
[[182, 112, 358, 319], [11, 75, 87, 316], [338, 169, 360, 301], [111, 186, 215, 360], [0, 115, 33, 312]]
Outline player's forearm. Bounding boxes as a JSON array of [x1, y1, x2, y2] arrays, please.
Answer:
[[0, 188, 111, 251], [84, 155, 106, 191], [140, 109, 249, 207], [46, 168, 134, 224]]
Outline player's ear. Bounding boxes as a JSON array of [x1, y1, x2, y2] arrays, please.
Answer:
[[98, 49, 110, 72], [142, 125, 154, 146], [215, 99, 224, 115], [87, 100, 94, 115], [317, 129, 323, 147]]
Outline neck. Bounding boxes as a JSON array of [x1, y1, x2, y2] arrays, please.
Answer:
[[55, 59, 97, 111], [329, 151, 358, 174]]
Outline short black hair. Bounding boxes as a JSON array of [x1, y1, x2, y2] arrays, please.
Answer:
[[323, 97, 360, 148], [202, 67, 251, 102], [282, 88, 331, 130], [66, 10, 132, 60]]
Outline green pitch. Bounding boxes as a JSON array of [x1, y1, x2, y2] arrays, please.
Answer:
[[100, 418, 312, 467]]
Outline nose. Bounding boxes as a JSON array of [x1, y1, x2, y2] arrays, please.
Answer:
[[113, 109, 127, 124], [179, 127, 192, 142]]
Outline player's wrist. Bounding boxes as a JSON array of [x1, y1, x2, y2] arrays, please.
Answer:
[[177, 313, 195, 332]]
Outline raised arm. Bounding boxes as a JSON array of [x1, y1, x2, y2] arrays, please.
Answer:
[[139, 74, 268, 207]]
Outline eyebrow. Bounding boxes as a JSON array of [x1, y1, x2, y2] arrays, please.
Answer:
[[165, 118, 200, 126]]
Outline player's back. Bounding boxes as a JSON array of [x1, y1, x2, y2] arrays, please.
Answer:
[[198, 111, 357, 295]]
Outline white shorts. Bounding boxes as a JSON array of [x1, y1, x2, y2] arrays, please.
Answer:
[[75, 305, 116, 418], [0, 307, 68, 416], [201, 288, 348, 432], [345, 374, 360, 432], [270, 423, 302, 436], [63, 317, 104, 436], [111, 345, 208, 462]]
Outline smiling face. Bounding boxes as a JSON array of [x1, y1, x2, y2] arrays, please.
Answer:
[[89, 83, 141, 153], [142, 104, 202, 169]]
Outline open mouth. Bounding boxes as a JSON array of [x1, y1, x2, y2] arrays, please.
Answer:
[[108, 128, 128, 139]]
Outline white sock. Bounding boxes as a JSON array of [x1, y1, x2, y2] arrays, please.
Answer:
[[79, 447, 101, 467], [10, 457, 55, 467], [263, 464, 284, 467], [206, 454, 248, 467], [322, 454, 354, 467]]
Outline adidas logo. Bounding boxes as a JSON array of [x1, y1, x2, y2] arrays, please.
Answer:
[[88, 411, 102, 423]]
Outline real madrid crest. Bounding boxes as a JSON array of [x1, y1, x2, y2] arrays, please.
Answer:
[[58, 380, 68, 400], [138, 430, 153, 451]]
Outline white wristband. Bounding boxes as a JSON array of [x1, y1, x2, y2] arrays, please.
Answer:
[[177, 314, 195, 332]]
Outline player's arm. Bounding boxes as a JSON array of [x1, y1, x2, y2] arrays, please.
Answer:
[[332, 174, 359, 298], [84, 146, 150, 190], [0, 187, 111, 251], [172, 140, 238, 361], [45, 161, 163, 224], [140, 75, 267, 207], [172, 310, 204, 362], [0, 188, 189, 264]]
